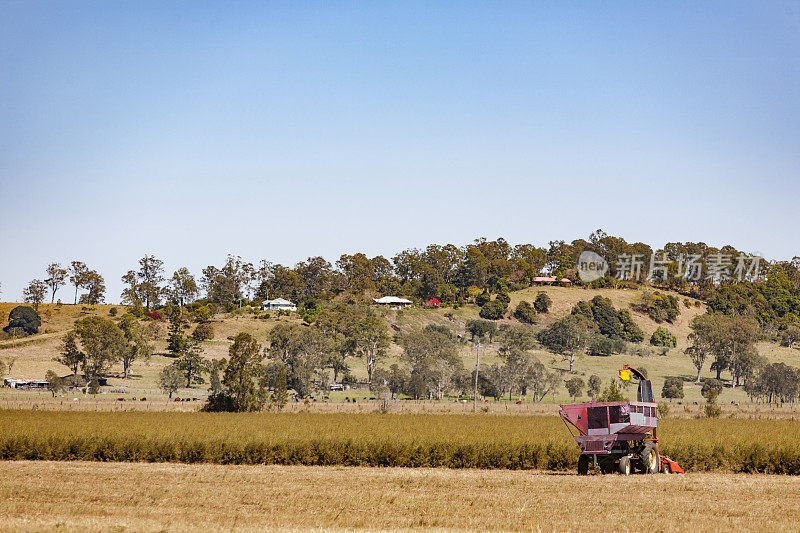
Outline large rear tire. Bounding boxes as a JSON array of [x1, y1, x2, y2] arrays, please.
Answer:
[[578, 454, 590, 475], [618, 456, 631, 476], [640, 443, 659, 474]]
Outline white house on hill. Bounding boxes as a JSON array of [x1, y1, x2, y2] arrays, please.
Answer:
[[261, 298, 297, 311], [373, 296, 413, 309]]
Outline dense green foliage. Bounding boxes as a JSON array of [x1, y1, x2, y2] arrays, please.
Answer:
[[22, 234, 798, 316], [213, 332, 267, 412], [650, 327, 678, 347], [465, 319, 497, 342], [635, 291, 680, 323], [661, 377, 685, 399], [701, 379, 724, 399], [533, 291, 552, 313], [3, 306, 41, 335], [587, 336, 626, 356], [513, 301, 537, 324], [479, 299, 507, 320], [707, 264, 800, 326], [571, 296, 644, 342]]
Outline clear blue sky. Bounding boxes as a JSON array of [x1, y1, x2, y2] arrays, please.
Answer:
[[1, 1, 799, 303]]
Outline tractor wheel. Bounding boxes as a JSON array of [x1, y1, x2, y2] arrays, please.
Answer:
[[618, 456, 631, 476], [639, 443, 659, 474], [578, 454, 589, 475], [661, 461, 671, 474]]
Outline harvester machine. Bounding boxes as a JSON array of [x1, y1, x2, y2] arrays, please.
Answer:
[[559, 365, 684, 475]]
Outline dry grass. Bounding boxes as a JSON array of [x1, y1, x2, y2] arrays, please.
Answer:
[[1, 461, 799, 532], [0, 393, 799, 420]]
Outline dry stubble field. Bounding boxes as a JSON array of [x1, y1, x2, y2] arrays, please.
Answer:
[[1, 461, 799, 532]]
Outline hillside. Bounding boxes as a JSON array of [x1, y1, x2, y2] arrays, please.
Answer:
[[2, 286, 799, 407]]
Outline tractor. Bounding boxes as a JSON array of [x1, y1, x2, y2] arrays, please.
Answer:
[[559, 365, 684, 475]]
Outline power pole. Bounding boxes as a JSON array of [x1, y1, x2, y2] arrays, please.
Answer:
[[473, 339, 480, 413]]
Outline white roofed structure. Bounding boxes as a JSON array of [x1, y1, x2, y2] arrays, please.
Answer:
[[261, 298, 297, 311], [373, 296, 413, 308]]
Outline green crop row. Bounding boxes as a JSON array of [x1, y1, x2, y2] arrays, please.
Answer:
[[0, 435, 578, 470], [0, 410, 798, 473]]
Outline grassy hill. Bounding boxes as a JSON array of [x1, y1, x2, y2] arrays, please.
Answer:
[[2, 285, 799, 407]]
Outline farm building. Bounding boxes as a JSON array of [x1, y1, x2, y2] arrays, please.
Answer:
[[373, 296, 413, 309], [260, 298, 297, 311], [532, 276, 572, 285], [3, 378, 49, 390]]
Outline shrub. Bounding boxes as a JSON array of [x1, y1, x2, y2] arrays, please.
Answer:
[[571, 296, 643, 342], [587, 375, 601, 398], [3, 306, 41, 336], [194, 306, 212, 323], [465, 319, 497, 342], [597, 380, 625, 402], [109, 307, 118, 317], [650, 327, 677, 347], [661, 377, 684, 399], [701, 379, 724, 400], [192, 324, 215, 341], [495, 292, 511, 306], [533, 291, 552, 313], [618, 310, 644, 343], [513, 301, 537, 324], [635, 291, 681, 323], [587, 336, 626, 356], [704, 395, 722, 418], [479, 300, 507, 320], [202, 393, 237, 412], [475, 291, 491, 307], [657, 401, 670, 418], [564, 377, 584, 399]]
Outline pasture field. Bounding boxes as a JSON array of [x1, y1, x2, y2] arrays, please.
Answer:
[[1, 461, 799, 532], [1, 411, 800, 473], [2, 289, 799, 410]]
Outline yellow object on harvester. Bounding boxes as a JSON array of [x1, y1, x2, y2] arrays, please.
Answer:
[[618, 368, 631, 381]]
